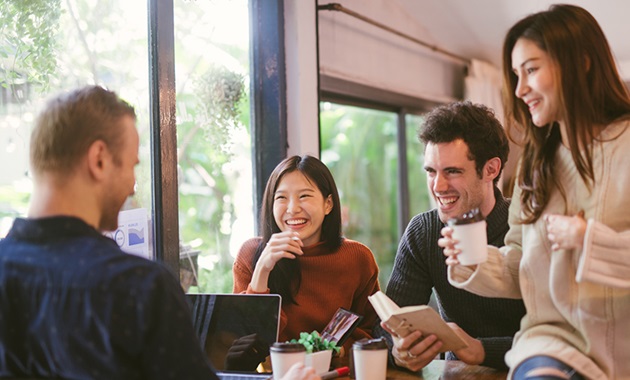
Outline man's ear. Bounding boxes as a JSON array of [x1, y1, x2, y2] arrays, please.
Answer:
[[86, 140, 110, 181], [483, 157, 501, 182]]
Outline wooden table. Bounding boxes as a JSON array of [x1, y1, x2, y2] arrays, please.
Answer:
[[340, 360, 507, 380], [393, 360, 507, 379]]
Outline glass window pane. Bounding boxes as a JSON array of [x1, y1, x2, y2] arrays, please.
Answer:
[[0, 1, 151, 244], [174, 0, 252, 293], [405, 113, 432, 217], [320, 102, 399, 287]]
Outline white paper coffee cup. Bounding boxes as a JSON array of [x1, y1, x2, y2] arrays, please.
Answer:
[[270, 343, 306, 380], [449, 219, 487, 266], [352, 338, 387, 380]]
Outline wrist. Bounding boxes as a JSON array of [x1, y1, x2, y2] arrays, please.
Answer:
[[472, 338, 486, 365], [250, 266, 270, 292]]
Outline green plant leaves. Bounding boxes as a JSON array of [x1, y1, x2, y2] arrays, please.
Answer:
[[288, 330, 340, 354]]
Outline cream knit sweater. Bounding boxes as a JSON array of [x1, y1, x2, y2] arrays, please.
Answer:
[[449, 120, 630, 379]]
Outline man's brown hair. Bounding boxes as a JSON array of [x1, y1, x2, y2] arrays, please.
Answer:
[[30, 85, 136, 176]]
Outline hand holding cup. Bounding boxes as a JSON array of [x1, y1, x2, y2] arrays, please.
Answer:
[[440, 208, 487, 266]]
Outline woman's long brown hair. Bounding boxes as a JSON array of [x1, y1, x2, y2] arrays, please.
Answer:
[[502, 4, 630, 223]]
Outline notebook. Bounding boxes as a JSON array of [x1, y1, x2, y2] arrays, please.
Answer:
[[186, 293, 281, 379]]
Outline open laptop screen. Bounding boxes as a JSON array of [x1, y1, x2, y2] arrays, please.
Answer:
[[186, 293, 281, 374]]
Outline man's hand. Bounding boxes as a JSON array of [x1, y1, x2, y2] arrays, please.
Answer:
[[446, 323, 484, 365], [224, 333, 270, 371], [380, 322, 442, 372]]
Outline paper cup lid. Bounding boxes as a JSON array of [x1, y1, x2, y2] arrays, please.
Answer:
[[353, 337, 387, 350], [447, 208, 484, 226], [270, 342, 306, 353]]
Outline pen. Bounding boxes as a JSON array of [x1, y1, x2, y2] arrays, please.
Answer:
[[320, 366, 349, 380]]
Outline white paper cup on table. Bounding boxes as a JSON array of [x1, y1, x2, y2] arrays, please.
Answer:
[[352, 338, 387, 380], [270, 342, 306, 380], [447, 208, 488, 266]]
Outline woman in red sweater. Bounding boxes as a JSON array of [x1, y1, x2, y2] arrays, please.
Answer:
[[233, 155, 380, 356]]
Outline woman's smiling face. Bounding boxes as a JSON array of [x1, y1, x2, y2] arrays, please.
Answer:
[[511, 37, 562, 128], [272, 171, 333, 247]]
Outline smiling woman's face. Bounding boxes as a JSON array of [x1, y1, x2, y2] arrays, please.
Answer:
[[272, 171, 333, 247], [511, 37, 562, 128]]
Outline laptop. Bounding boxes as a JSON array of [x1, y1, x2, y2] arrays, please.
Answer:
[[186, 293, 282, 380]]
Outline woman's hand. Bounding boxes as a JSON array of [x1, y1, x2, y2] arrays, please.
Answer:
[[545, 211, 586, 251], [250, 231, 303, 292], [438, 226, 461, 266], [257, 231, 304, 271]]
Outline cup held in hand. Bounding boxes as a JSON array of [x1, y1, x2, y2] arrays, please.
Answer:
[[447, 208, 488, 266]]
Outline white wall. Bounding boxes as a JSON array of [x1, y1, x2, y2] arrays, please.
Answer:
[[619, 60, 630, 82], [317, 0, 466, 104], [285, 0, 320, 157], [284, 0, 469, 158]]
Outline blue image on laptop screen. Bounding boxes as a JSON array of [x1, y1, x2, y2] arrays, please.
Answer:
[[187, 294, 281, 374]]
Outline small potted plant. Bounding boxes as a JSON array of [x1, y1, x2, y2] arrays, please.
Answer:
[[289, 331, 340, 373]]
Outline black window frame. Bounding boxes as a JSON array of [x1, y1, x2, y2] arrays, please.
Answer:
[[149, 0, 288, 271]]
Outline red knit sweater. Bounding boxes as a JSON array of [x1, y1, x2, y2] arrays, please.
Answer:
[[232, 238, 380, 352]]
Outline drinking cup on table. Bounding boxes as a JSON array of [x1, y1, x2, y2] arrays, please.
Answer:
[[447, 208, 488, 266], [352, 338, 387, 380], [270, 342, 306, 380]]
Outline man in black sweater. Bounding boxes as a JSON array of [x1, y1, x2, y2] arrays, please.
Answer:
[[374, 101, 526, 371]]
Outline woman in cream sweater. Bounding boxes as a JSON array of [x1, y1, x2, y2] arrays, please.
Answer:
[[441, 4, 630, 380]]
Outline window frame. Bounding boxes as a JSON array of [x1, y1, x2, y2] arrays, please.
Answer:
[[150, 0, 288, 271]]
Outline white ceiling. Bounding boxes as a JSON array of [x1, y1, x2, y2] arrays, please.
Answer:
[[396, 0, 630, 78]]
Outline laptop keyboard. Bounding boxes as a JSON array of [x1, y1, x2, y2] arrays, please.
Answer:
[[216, 372, 272, 380]]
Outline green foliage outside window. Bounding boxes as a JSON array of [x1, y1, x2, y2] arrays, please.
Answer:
[[320, 104, 400, 287], [173, 1, 252, 294], [0, 0, 61, 90], [320, 104, 431, 289]]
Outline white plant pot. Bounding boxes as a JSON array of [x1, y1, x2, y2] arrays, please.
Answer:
[[304, 349, 333, 374]]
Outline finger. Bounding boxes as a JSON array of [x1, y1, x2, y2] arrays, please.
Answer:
[[410, 334, 438, 353], [380, 321, 397, 337], [266, 239, 304, 257], [397, 330, 422, 350], [392, 346, 413, 367], [268, 231, 300, 244], [277, 251, 300, 260], [437, 237, 456, 249], [445, 257, 460, 266], [438, 237, 460, 250], [448, 246, 462, 256], [290, 233, 303, 247], [253, 339, 269, 354], [268, 236, 302, 250], [440, 226, 454, 237]]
